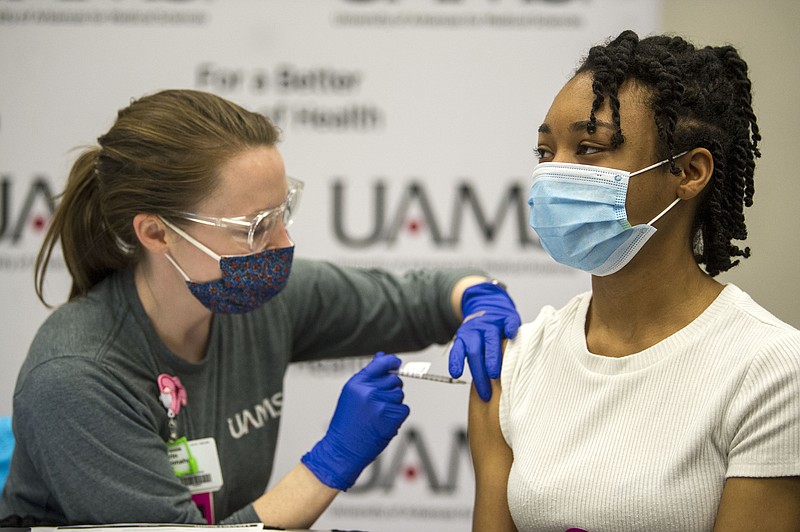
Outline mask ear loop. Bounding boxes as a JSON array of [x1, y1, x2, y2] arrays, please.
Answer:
[[164, 253, 192, 282], [631, 150, 690, 226], [630, 150, 690, 177], [647, 197, 681, 226], [160, 217, 222, 262], [160, 217, 223, 283]]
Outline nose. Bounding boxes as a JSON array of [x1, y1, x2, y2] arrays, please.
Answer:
[[550, 151, 578, 164]]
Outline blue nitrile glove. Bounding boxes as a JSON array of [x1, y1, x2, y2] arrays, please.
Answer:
[[301, 352, 410, 490], [448, 280, 521, 402]]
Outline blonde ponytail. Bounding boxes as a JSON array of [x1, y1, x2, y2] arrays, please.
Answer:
[[35, 148, 131, 306]]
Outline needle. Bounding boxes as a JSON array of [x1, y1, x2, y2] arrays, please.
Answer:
[[389, 370, 467, 384]]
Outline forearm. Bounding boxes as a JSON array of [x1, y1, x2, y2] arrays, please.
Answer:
[[254, 353, 408, 528], [713, 477, 800, 532], [252, 463, 339, 529]]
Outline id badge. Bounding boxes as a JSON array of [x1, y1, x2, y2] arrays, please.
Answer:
[[168, 437, 224, 493]]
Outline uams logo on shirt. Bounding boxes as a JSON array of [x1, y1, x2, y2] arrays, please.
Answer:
[[227, 392, 283, 439]]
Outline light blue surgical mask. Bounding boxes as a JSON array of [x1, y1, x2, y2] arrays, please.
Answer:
[[528, 154, 685, 276]]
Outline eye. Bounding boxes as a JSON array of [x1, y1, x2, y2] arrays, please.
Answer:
[[251, 223, 267, 238], [253, 210, 283, 238], [576, 144, 603, 156], [229, 228, 250, 248], [533, 147, 553, 160]]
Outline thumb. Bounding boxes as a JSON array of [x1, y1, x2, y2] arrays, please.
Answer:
[[504, 317, 520, 339], [362, 352, 402, 377], [448, 338, 466, 378]]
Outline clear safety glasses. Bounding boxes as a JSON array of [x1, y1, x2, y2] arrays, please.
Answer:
[[173, 177, 304, 253]]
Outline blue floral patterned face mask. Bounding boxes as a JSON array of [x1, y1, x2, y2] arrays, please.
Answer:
[[161, 218, 293, 314]]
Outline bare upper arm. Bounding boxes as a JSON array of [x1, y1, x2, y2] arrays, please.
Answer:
[[468, 374, 517, 532], [713, 476, 800, 532]]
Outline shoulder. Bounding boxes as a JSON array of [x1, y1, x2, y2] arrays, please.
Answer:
[[282, 256, 481, 302], [500, 291, 589, 416], [12, 354, 151, 446], [502, 291, 589, 377], [722, 284, 798, 336], [285, 257, 328, 278], [714, 286, 800, 449], [27, 295, 117, 368], [19, 275, 147, 401], [718, 284, 800, 365], [280, 258, 355, 296], [285, 257, 391, 281], [16, 354, 112, 399], [281, 257, 366, 291]]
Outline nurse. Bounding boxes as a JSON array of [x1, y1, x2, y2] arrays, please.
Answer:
[[0, 89, 520, 528]]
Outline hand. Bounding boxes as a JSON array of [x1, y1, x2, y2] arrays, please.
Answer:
[[301, 352, 410, 491], [448, 281, 521, 402]]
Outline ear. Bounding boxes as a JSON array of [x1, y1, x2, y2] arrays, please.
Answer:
[[132, 214, 170, 254], [675, 148, 714, 200]]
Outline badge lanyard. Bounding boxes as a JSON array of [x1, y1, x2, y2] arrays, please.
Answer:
[[158, 374, 198, 475], [158, 373, 223, 524], [158, 374, 188, 441]]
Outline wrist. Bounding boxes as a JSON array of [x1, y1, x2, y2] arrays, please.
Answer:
[[301, 438, 358, 491], [461, 279, 509, 315], [451, 275, 491, 318], [489, 278, 507, 291]]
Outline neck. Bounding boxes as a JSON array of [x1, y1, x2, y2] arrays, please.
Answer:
[[585, 244, 722, 358], [134, 258, 213, 364]]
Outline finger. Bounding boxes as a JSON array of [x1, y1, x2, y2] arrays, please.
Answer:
[[384, 402, 410, 423], [466, 335, 492, 402], [363, 352, 402, 377], [504, 316, 521, 339], [483, 325, 503, 380], [375, 387, 404, 404], [459, 327, 483, 363], [369, 373, 403, 391], [373, 403, 410, 441], [448, 337, 466, 378]]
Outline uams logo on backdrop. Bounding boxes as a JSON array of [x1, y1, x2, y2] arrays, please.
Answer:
[[332, 179, 538, 248], [350, 426, 469, 494], [0, 176, 56, 245]]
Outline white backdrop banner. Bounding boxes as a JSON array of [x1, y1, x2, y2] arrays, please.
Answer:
[[0, 1, 660, 530]]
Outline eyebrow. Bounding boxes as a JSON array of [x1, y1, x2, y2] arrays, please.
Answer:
[[538, 120, 617, 134]]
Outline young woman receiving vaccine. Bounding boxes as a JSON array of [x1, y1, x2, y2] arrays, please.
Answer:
[[0, 89, 520, 528], [468, 31, 800, 531]]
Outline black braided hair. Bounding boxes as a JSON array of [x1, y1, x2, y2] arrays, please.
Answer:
[[576, 30, 760, 276]]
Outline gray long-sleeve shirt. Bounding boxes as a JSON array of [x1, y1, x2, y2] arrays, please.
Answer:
[[0, 259, 478, 525]]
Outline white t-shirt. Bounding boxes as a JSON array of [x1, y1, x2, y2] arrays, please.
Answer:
[[499, 284, 800, 532]]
